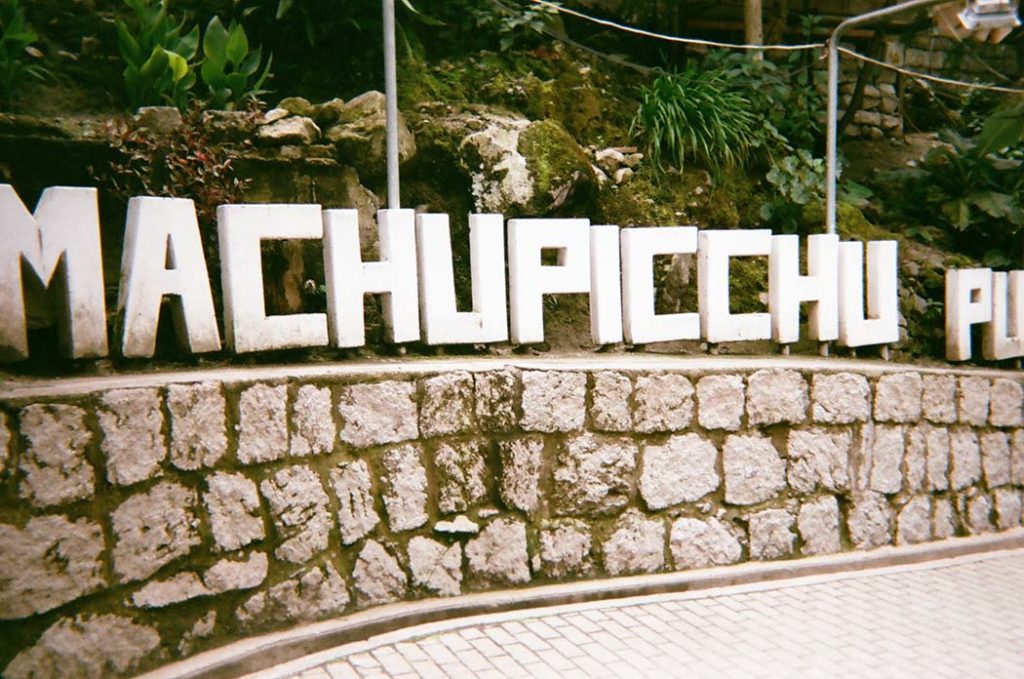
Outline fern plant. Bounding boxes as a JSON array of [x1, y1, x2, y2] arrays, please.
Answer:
[[630, 70, 763, 176]]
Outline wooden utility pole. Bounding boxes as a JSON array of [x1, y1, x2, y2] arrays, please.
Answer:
[[745, 0, 764, 58]]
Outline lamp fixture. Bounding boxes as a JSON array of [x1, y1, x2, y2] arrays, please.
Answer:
[[825, 0, 1021, 235], [958, 0, 1021, 30]]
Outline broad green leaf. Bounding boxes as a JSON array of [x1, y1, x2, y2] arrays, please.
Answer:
[[203, 16, 228, 67], [983, 249, 1013, 268], [971, 191, 1016, 218], [941, 199, 971, 230], [976, 101, 1024, 158], [1009, 206, 1024, 227], [115, 20, 142, 64], [225, 72, 247, 95], [225, 22, 248, 65], [276, 0, 294, 20], [165, 50, 189, 83], [139, 46, 169, 80], [238, 49, 261, 76], [178, 26, 200, 61], [201, 59, 224, 88], [214, 87, 231, 108]]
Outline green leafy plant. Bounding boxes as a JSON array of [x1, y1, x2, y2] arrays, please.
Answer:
[[974, 97, 1024, 158], [703, 45, 824, 153], [471, 0, 563, 51], [199, 16, 271, 110], [116, 0, 199, 110], [886, 127, 1024, 263], [225, 0, 433, 48], [760, 149, 826, 232], [0, 0, 47, 107], [759, 150, 870, 233], [631, 69, 772, 175]]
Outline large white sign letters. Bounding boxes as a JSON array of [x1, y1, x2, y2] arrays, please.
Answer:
[[947, 268, 1024, 361], [0, 183, 1007, 363]]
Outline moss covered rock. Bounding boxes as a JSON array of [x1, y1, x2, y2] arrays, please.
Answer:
[[413, 107, 594, 216], [518, 119, 596, 214], [398, 46, 634, 147]]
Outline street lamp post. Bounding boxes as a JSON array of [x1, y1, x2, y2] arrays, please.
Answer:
[[824, 0, 949, 235], [825, 0, 1020, 234]]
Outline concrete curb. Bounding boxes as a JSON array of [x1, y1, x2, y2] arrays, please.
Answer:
[[137, 529, 1024, 679], [5, 354, 1021, 400]]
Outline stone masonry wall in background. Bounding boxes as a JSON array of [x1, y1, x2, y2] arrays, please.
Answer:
[[1, 359, 1023, 678], [814, 34, 1021, 142]]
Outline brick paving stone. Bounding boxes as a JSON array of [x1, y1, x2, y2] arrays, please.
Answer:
[[435, 664, 474, 679], [487, 655, 524, 676], [467, 637, 503, 657], [454, 649, 490, 673], [272, 548, 1024, 679], [370, 652, 412, 675], [566, 613, 602, 632], [549, 636, 588, 658], [392, 644, 430, 664], [524, 622, 565, 639], [461, 671, 496, 679], [438, 635, 471, 653], [572, 654, 613, 677], [407, 661, 445, 679], [555, 625, 591, 647], [325, 662, 359, 679], [347, 653, 380, 670], [418, 644, 457, 666], [534, 648, 576, 672]]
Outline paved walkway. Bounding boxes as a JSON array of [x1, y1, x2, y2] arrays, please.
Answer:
[[251, 548, 1024, 679]]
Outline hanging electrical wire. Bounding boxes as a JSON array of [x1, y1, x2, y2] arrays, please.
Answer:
[[838, 46, 1024, 93], [526, 0, 826, 51], [524, 0, 1024, 95], [485, 0, 658, 72]]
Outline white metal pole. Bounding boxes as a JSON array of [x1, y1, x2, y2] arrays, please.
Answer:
[[383, 0, 400, 210]]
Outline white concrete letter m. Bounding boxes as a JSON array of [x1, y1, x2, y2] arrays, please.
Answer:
[[0, 185, 108, 361]]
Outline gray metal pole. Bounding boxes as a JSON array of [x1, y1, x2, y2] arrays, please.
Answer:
[[383, 0, 400, 210], [825, 0, 948, 234]]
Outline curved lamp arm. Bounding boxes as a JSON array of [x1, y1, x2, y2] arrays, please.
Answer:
[[825, 0, 953, 234]]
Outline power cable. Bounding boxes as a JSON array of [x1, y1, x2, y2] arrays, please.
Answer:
[[838, 45, 1024, 93], [527, 0, 826, 52], [485, 0, 658, 72], [526, 0, 1024, 96], [947, 32, 1016, 83]]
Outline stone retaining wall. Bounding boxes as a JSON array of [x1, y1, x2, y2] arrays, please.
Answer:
[[1, 357, 1023, 678]]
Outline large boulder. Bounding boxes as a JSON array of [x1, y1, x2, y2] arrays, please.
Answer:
[[325, 91, 417, 180], [413, 106, 596, 216]]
